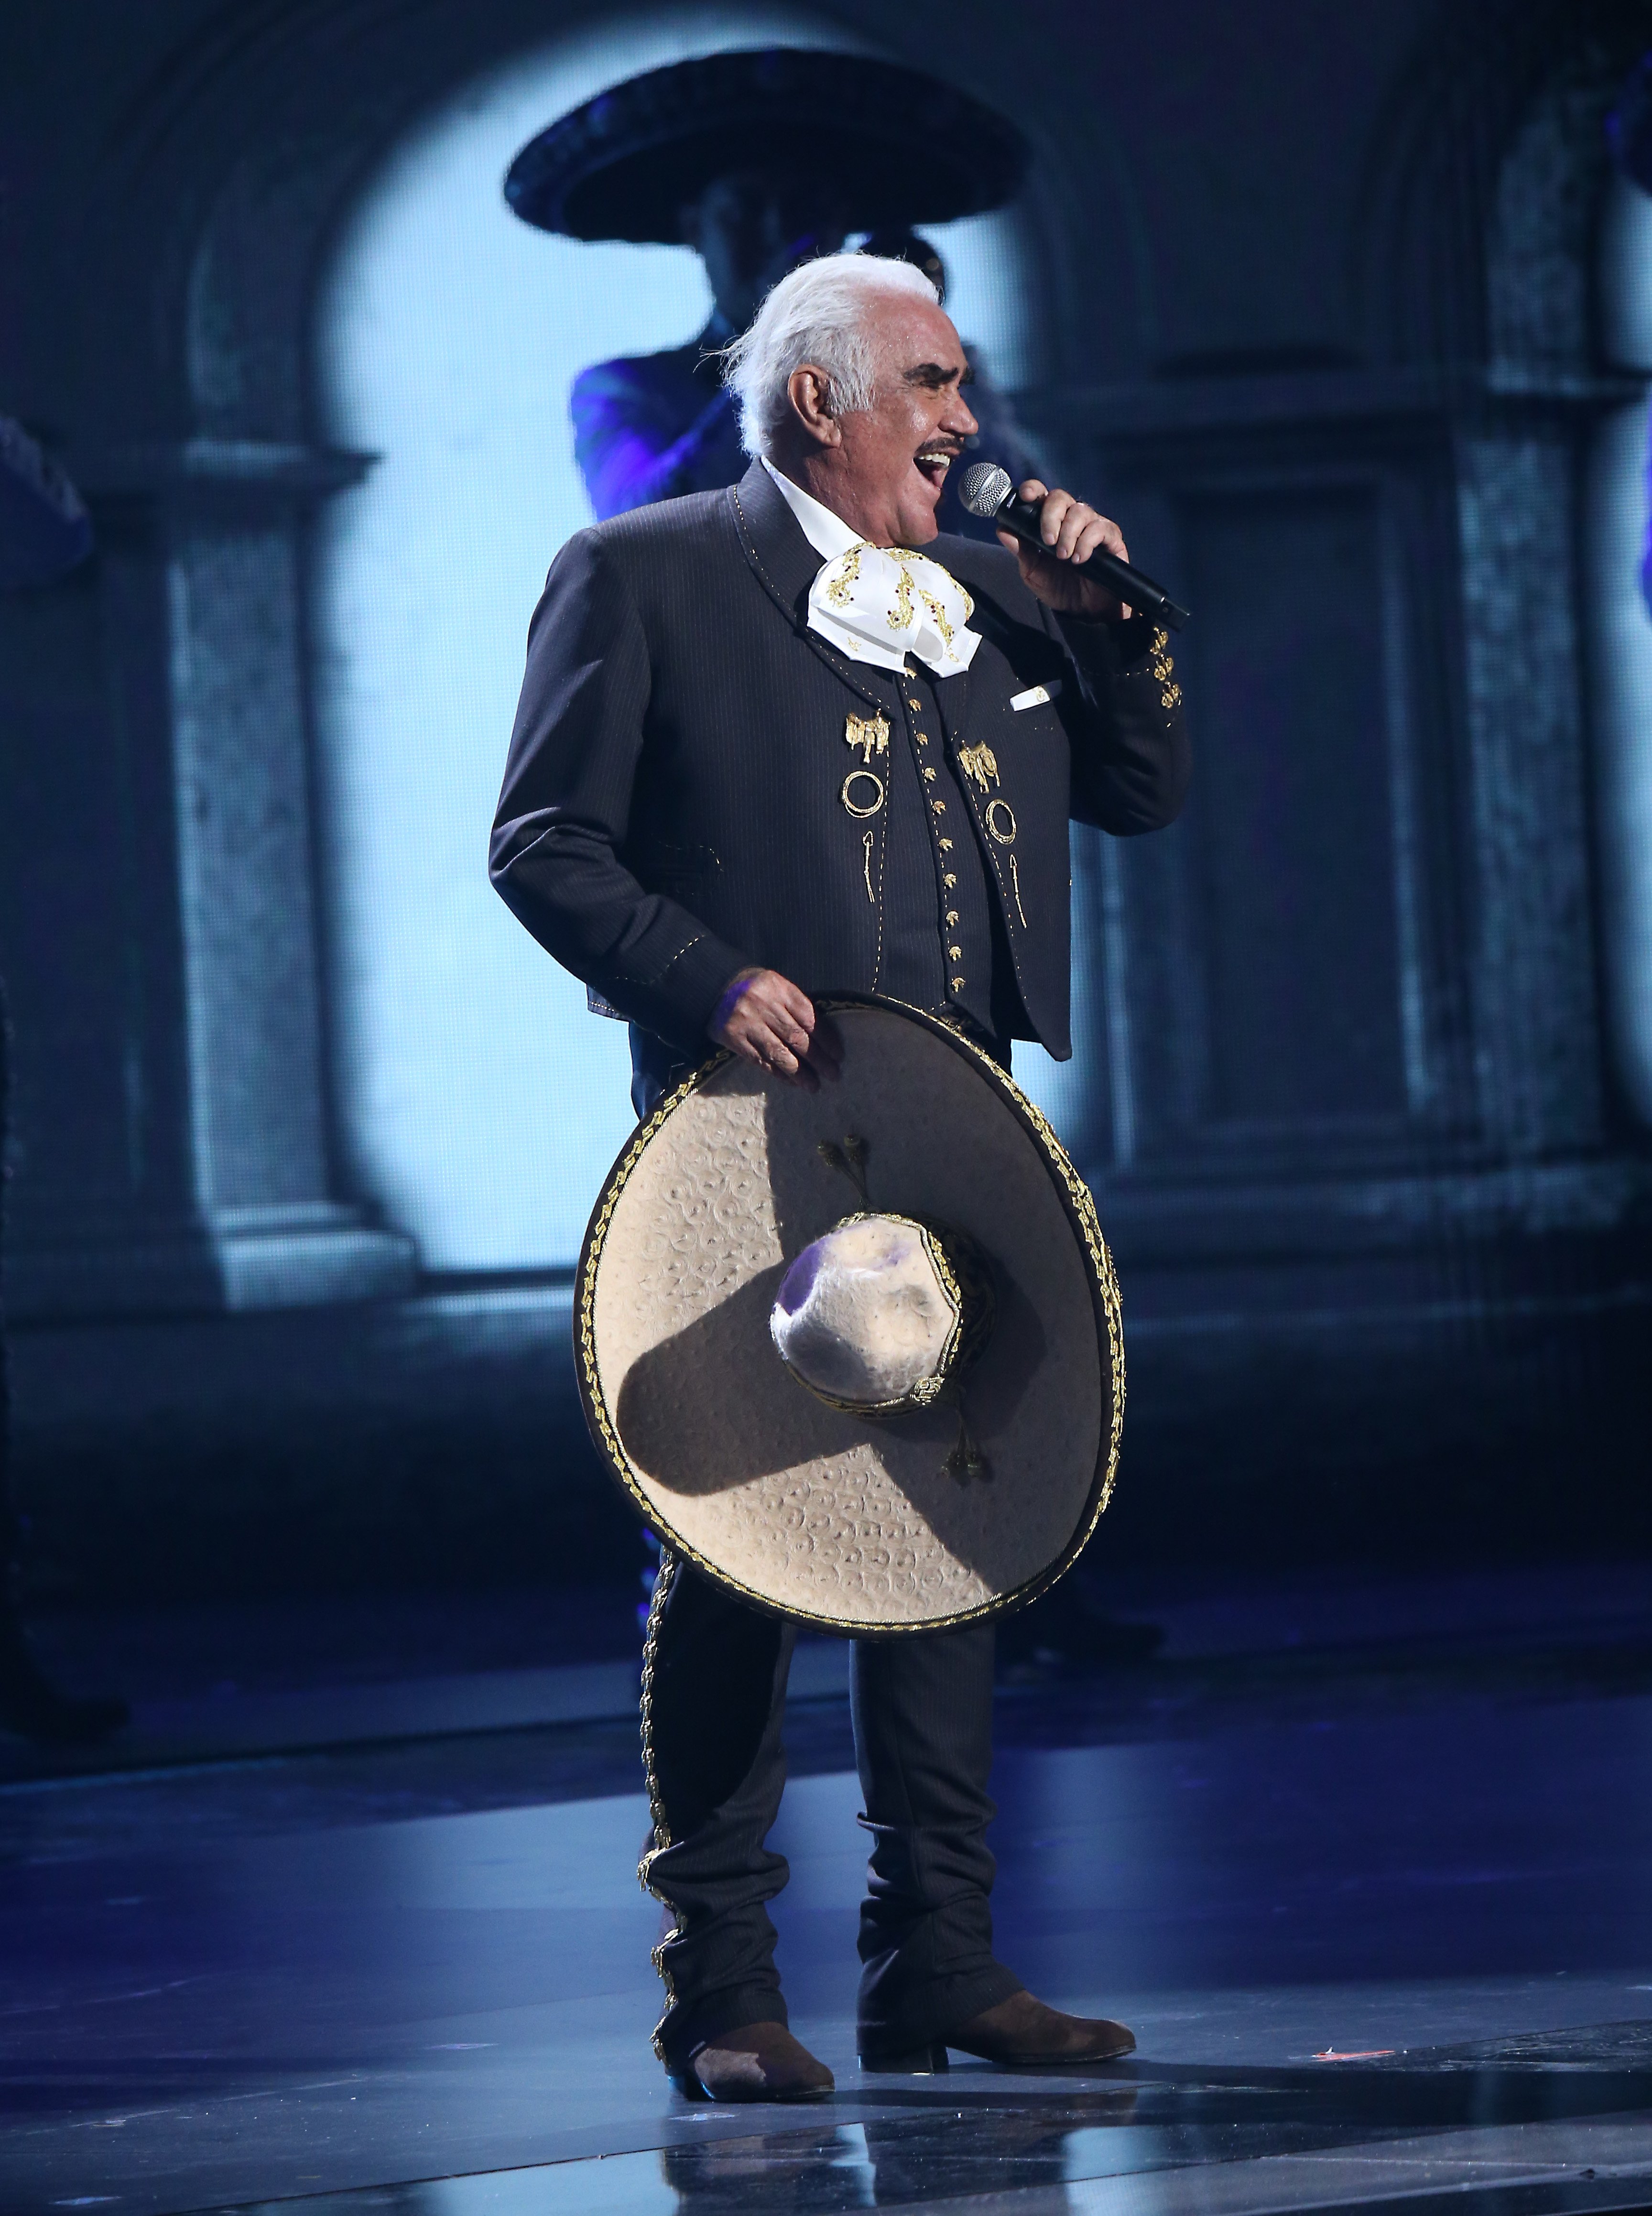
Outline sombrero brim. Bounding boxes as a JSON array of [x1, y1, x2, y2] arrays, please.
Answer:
[[575, 998, 1124, 1636], [505, 50, 1030, 243]]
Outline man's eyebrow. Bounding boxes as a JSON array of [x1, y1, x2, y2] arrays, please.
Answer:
[[902, 359, 970, 387]]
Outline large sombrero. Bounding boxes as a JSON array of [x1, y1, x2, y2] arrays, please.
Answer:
[[504, 49, 1030, 243], [575, 998, 1124, 1636]]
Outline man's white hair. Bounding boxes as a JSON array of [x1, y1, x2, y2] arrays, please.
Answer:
[[721, 253, 941, 459]]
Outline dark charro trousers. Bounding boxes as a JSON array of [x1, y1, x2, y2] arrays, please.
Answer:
[[641, 1552, 1022, 2068]]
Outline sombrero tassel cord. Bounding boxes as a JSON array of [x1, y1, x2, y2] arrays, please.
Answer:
[[943, 1394, 989, 1487], [816, 1135, 871, 1206]]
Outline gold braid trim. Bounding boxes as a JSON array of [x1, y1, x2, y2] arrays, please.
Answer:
[[1027, 1102, 1125, 1518], [637, 1543, 682, 2062]]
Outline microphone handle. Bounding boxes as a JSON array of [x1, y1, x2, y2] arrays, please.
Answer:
[[996, 494, 1190, 631]]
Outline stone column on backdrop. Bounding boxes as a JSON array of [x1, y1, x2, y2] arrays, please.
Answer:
[[0, 441, 416, 1318]]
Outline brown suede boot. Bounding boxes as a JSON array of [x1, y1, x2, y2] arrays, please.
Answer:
[[672, 2021, 835, 2102], [862, 1990, 1135, 2073]]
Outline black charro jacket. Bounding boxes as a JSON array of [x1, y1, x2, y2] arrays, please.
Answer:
[[491, 459, 1190, 1060]]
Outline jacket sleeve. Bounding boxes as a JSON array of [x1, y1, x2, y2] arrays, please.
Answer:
[[489, 529, 753, 1052], [1050, 606, 1192, 836]]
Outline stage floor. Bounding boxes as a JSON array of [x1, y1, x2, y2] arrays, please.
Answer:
[[5, 1565, 1652, 2216]]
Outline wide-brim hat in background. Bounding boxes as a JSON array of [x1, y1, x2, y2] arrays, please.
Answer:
[[504, 48, 1030, 243], [576, 998, 1123, 1636]]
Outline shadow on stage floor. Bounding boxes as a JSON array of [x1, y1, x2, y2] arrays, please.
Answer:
[[4, 1561, 1652, 2215]]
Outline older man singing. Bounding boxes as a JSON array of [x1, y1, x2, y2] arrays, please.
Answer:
[[492, 255, 1190, 2102]]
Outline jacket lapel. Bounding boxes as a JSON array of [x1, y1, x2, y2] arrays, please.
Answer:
[[929, 657, 973, 758], [728, 461, 891, 711]]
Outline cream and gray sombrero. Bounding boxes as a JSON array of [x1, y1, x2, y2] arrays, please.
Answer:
[[575, 997, 1124, 1635]]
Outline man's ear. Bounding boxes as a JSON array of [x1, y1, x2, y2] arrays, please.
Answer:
[[786, 365, 842, 448]]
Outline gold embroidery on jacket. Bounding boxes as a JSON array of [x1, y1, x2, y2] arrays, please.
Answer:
[[844, 710, 890, 764], [1150, 626, 1183, 710], [958, 742, 1000, 793]]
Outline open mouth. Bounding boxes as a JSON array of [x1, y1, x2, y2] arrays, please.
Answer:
[[914, 449, 954, 487]]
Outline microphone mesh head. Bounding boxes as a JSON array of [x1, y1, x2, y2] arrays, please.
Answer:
[[959, 463, 1013, 519]]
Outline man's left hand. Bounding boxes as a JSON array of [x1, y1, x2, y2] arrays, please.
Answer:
[[1000, 480, 1132, 623]]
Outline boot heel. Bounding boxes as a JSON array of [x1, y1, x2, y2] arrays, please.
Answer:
[[667, 2065, 709, 2100], [859, 2039, 949, 2074]]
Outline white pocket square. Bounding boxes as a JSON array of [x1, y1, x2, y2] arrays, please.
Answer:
[[1010, 681, 1061, 711]]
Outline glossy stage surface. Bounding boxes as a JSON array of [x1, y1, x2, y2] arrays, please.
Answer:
[[6, 1563, 1652, 2216]]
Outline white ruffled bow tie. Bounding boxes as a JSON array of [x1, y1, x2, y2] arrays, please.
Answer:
[[806, 542, 982, 679]]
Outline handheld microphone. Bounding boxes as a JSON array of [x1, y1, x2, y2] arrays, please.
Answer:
[[958, 463, 1190, 631]]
